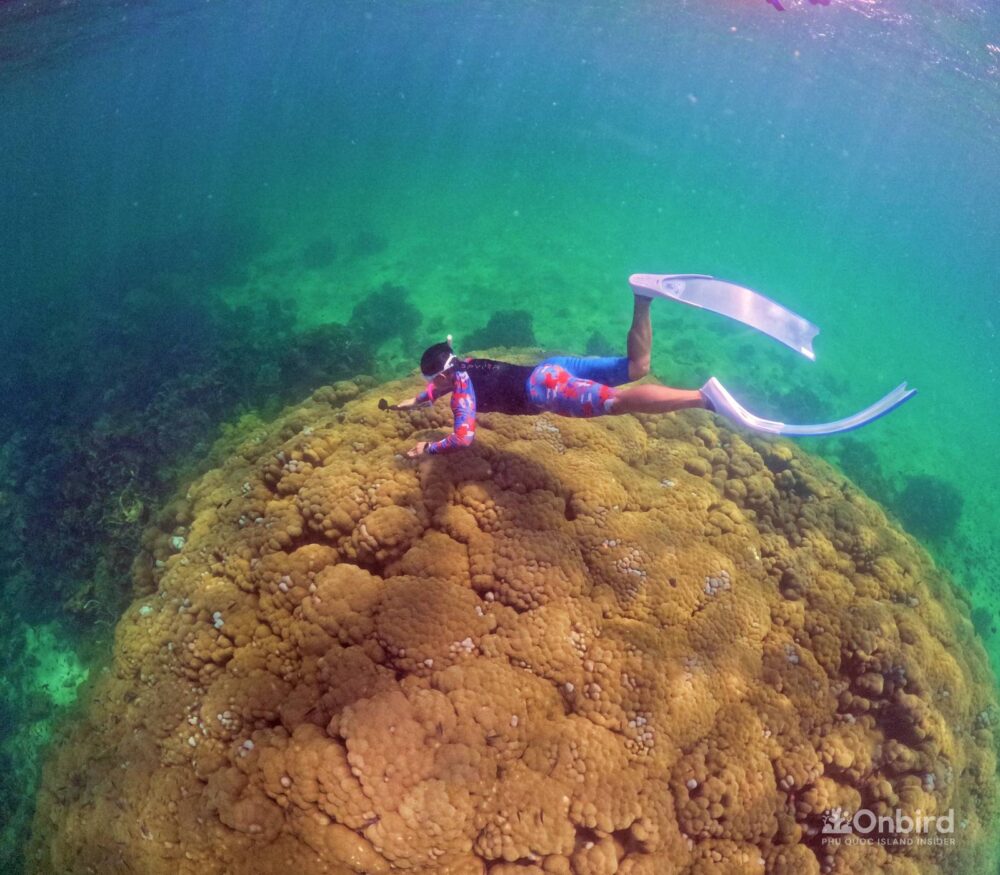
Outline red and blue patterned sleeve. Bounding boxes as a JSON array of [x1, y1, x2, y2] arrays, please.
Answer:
[[415, 378, 452, 406], [427, 371, 477, 454]]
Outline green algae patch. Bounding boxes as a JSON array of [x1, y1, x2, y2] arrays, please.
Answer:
[[26, 624, 90, 709]]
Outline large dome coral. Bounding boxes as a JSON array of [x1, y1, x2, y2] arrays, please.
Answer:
[[28, 374, 999, 874]]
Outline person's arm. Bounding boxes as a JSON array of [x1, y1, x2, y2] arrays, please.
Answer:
[[426, 371, 476, 454], [393, 380, 454, 410], [393, 395, 425, 410]]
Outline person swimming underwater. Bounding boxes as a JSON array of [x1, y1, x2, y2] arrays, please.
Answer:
[[389, 291, 710, 458], [387, 277, 916, 456]]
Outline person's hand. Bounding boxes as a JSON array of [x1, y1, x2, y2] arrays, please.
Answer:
[[380, 397, 415, 411], [406, 441, 429, 458]]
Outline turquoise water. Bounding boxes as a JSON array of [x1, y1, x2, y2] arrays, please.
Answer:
[[1, 0, 997, 871]]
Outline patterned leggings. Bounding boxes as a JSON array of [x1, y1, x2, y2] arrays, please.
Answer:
[[526, 355, 630, 418]]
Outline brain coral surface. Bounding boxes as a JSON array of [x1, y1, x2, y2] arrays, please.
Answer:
[[29, 375, 999, 875]]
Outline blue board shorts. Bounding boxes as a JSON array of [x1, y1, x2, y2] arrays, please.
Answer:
[[526, 355, 631, 418]]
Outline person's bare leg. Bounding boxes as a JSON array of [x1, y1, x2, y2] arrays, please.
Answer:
[[610, 383, 708, 415], [627, 295, 652, 381], [619, 294, 711, 414]]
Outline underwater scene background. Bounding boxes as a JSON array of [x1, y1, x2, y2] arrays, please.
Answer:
[[1, 0, 997, 872]]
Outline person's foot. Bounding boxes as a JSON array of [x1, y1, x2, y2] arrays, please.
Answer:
[[630, 273, 707, 299], [629, 274, 660, 298]]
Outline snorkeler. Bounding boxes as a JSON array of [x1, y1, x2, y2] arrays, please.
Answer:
[[385, 275, 916, 457]]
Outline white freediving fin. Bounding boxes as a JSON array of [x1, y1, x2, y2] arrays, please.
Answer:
[[700, 377, 917, 436], [629, 273, 820, 360]]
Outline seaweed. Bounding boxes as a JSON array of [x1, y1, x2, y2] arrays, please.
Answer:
[[584, 331, 617, 357], [347, 229, 388, 260], [0, 238, 374, 632], [464, 309, 536, 350], [349, 282, 422, 350], [301, 234, 338, 270], [829, 444, 965, 544], [972, 606, 996, 640], [278, 322, 369, 394], [764, 384, 829, 425], [0, 696, 13, 739], [90, 219, 267, 292], [890, 474, 964, 543], [831, 437, 895, 504], [666, 336, 702, 367]]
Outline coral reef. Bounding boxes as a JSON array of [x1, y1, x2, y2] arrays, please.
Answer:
[[28, 372, 999, 874], [0, 245, 377, 874]]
